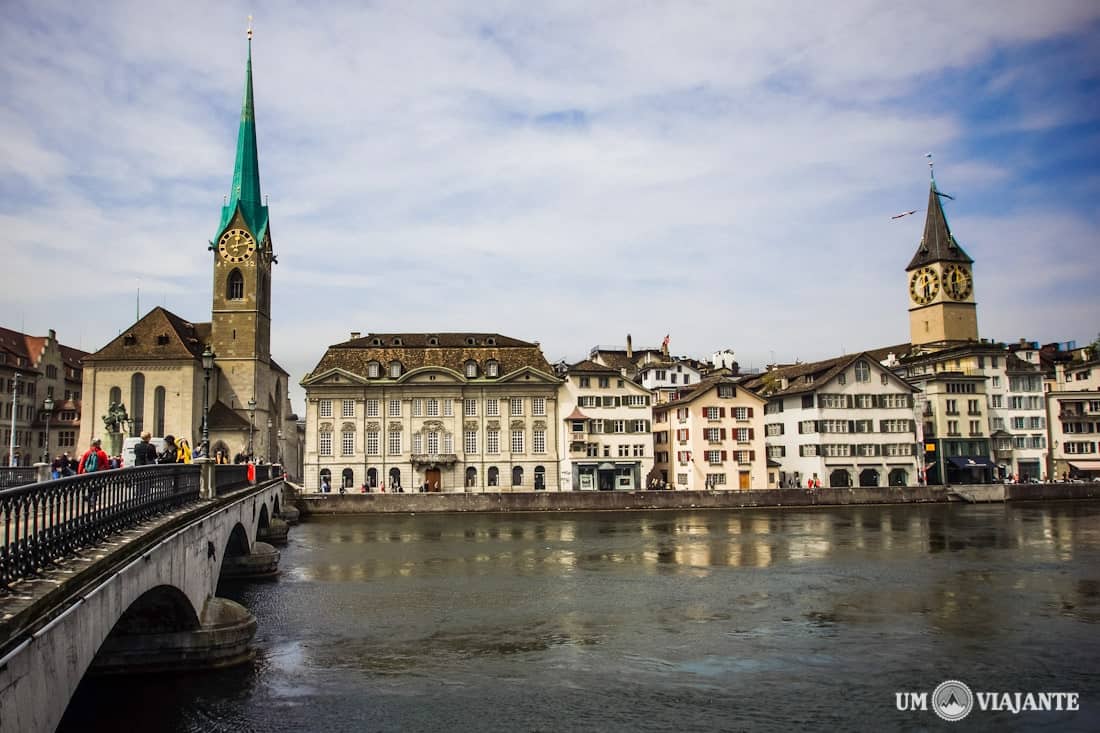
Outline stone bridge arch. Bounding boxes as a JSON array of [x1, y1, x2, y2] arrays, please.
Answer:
[[0, 481, 286, 733]]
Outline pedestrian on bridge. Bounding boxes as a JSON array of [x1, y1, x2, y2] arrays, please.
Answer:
[[77, 439, 109, 475], [134, 432, 158, 466]]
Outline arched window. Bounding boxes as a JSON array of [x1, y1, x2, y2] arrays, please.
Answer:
[[465, 466, 477, 488], [829, 469, 851, 488], [367, 361, 381, 378], [367, 467, 378, 488], [342, 468, 354, 489], [465, 360, 478, 378], [512, 466, 524, 487], [488, 466, 499, 487], [486, 360, 499, 377], [534, 465, 546, 490], [389, 361, 402, 378], [153, 386, 166, 436], [319, 468, 331, 492], [889, 468, 909, 487], [859, 468, 879, 487], [130, 373, 145, 436], [227, 269, 245, 300], [109, 386, 122, 406], [388, 467, 402, 490]]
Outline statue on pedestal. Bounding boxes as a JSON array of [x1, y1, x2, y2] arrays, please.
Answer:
[[102, 402, 131, 458]]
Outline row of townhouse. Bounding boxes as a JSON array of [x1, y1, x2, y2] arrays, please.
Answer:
[[1046, 356, 1100, 480]]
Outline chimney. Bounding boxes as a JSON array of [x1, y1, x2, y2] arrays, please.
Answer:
[[350, 331, 361, 340], [626, 334, 633, 359]]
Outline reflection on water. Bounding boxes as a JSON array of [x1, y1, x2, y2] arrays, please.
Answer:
[[61, 502, 1100, 732]]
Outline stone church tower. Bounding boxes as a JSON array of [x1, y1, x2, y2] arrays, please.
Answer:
[[210, 27, 275, 414], [906, 172, 979, 348]]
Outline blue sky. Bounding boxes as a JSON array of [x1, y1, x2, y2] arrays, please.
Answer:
[[1, 0, 1098, 413]]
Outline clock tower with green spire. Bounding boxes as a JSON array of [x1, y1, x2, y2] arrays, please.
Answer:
[[211, 24, 275, 407]]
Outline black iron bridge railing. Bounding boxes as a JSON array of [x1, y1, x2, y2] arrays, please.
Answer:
[[0, 463, 282, 592], [0, 468, 40, 490]]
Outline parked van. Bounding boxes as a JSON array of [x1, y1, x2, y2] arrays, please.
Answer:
[[122, 436, 167, 467]]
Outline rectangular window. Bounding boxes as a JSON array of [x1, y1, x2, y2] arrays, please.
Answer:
[[366, 399, 380, 417], [319, 400, 333, 418], [618, 444, 630, 457], [487, 430, 500, 454], [1029, 416, 1044, 430], [705, 450, 723, 464], [464, 399, 478, 416], [510, 398, 524, 416], [427, 399, 440, 417], [319, 431, 333, 456], [579, 377, 590, 388], [413, 399, 423, 417], [766, 423, 783, 437], [427, 432, 439, 454], [991, 417, 1004, 431], [767, 445, 784, 459], [342, 399, 355, 418], [464, 431, 477, 453], [705, 427, 721, 442], [533, 429, 546, 454], [366, 431, 379, 455], [533, 397, 546, 416], [705, 406, 720, 420], [413, 433, 423, 453], [990, 395, 1003, 408], [1012, 417, 1025, 430], [732, 406, 748, 420], [443, 433, 453, 454], [598, 377, 610, 388], [388, 399, 401, 417], [736, 427, 750, 442], [342, 431, 355, 455], [969, 420, 981, 435], [388, 431, 401, 454], [486, 399, 499, 417], [735, 450, 752, 463], [633, 444, 645, 457], [511, 430, 525, 453], [443, 399, 453, 416]]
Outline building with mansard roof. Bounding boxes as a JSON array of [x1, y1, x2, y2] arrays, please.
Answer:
[[556, 360, 655, 491], [77, 30, 299, 473], [300, 332, 561, 493]]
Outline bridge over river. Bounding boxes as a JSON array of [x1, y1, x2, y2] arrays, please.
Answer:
[[0, 462, 297, 733]]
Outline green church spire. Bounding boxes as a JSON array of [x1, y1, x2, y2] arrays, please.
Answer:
[[215, 22, 269, 245]]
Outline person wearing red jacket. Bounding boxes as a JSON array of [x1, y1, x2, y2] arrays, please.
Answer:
[[78, 438, 110, 474]]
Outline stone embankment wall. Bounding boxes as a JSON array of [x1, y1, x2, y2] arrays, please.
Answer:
[[299, 486, 954, 515], [297, 483, 1100, 515]]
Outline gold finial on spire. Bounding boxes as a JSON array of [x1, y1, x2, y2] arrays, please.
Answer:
[[247, 15, 254, 41]]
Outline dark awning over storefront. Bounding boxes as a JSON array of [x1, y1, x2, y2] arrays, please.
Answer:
[[948, 456, 996, 469], [1068, 461, 1100, 472]]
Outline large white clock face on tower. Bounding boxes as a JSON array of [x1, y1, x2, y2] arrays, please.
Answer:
[[909, 266, 940, 305], [218, 228, 255, 263], [942, 264, 973, 300]]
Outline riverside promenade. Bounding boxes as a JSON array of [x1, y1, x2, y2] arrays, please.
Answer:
[[295, 482, 1100, 515]]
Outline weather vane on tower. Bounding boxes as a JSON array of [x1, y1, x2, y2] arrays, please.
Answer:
[[247, 15, 253, 41]]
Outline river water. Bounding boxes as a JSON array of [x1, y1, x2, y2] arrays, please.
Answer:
[[62, 502, 1100, 731]]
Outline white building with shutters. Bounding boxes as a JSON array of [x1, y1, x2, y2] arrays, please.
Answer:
[[741, 353, 921, 488], [557, 360, 655, 490]]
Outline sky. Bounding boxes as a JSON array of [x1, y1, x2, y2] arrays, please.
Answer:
[[1, 0, 1098, 415]]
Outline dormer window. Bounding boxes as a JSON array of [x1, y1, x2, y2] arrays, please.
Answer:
[[465, 360, 479, 378], [428, 337, 439, 346], [389, 361, 403, 378], [123, 334, 137, 346], [392, 337, 402, 346], [371, 338, 382, 346], [465, 337, 476, 346], [486, 360, 500, 378], [486, 337, 496, 346], [367, 361, 381, 378], [156, 334, 170, 345]]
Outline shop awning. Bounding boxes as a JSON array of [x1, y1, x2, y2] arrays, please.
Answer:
[[598, 462, 615, 471], [948, 456, 996, 469], [1069, 461, 1100, 472]]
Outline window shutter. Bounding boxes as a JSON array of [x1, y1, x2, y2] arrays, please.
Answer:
[[848, 420, 855, 433], [747, 407, 754, 418], [719, 407, 726, 417], [721, 450, 728, 461], [748, 428, 755, 439], [720, 428, 727, 440], [615, 396, 622, 407], [798, 423, 804, 434], [750, 450, 756, 461], [604, 419, 613, 433], [910, 420, 916, 432], [779, 424, 785, 435], [780, 446, 786, 457], [814, 420, 821, 432]]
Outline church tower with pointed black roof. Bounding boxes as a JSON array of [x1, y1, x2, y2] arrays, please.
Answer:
[[906, 171, 978, 347]]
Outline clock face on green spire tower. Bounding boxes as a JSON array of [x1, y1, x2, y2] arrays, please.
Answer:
[[218, 228, 255, 263]]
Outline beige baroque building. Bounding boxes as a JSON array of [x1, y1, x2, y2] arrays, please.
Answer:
[[652, 375, 768, 490], [300, 333, 562, 493]]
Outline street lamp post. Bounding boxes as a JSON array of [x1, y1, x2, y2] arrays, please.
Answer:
[[277, 428, 284, 467], [42, 395, 54, 464], [201, 345, 216, 458], [247, 397, 257, 460], [9, 372, 19, 467], [266, 417, 273, 462]]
